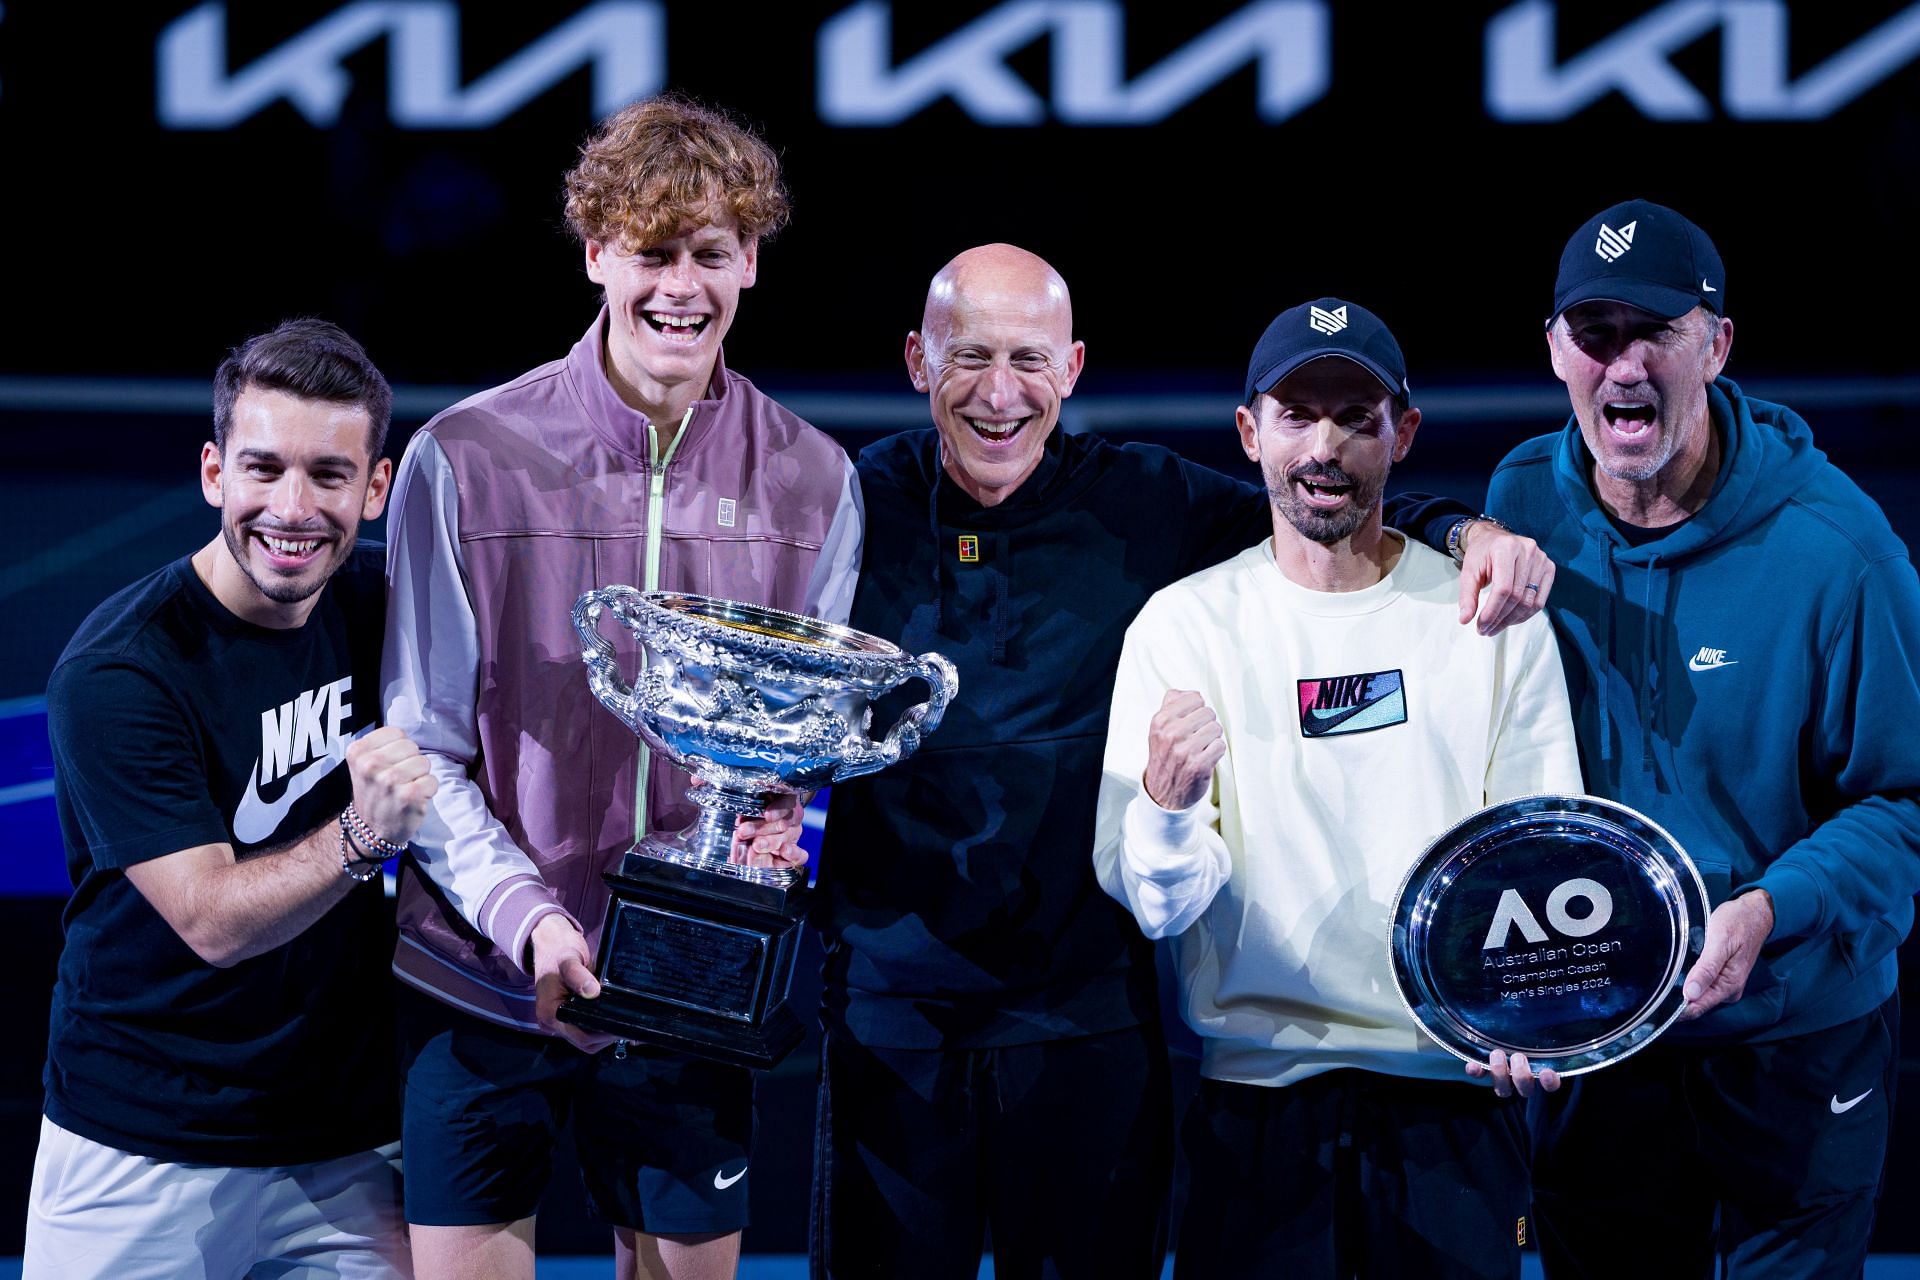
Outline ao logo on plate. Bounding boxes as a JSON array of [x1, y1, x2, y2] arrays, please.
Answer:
[[1481, 878, 1613, 950]]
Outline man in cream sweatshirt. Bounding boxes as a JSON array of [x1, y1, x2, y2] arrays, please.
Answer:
[[1095, 298, 1582, 1279]]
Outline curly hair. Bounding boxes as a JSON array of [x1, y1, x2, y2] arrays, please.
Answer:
[[563, 95, 790, 253]]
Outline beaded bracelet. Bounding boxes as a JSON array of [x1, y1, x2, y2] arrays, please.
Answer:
[[338, 818, 384, 883], [342, 803, 406, 860]]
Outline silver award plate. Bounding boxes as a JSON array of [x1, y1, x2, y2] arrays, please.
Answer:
[[1389, 794, 1709, 1077]]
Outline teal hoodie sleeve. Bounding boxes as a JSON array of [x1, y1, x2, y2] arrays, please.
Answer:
[[1755, 551, 1920, 950]]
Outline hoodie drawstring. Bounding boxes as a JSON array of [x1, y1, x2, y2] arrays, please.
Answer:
[[1595, 539, 1664, 776], [1597, 540, 1616, 770], [1641, 553, 1661, 775]]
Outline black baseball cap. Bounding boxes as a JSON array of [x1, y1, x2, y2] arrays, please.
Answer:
[[1552, 199, 1726, 322], [1243, 298, 1410, 407]]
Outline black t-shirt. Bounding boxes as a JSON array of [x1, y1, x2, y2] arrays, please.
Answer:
[[1606, 510, 1691, 546], [42, 546, 398, 1166]]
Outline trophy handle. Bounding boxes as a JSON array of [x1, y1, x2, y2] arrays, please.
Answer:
[[572, 586, 651, 734], [832, 651, 959, 783]]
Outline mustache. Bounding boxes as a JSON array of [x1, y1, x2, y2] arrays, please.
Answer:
[[243, 519, 334, 537], [1285, 461, 1358, 486], [1600, 385, 1663, 410]]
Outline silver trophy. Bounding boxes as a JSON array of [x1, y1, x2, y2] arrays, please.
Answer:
[[1389, 794, 1709, 1078], [562, 587, 957, 1067]]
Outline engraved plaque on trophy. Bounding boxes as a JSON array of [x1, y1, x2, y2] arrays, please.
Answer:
[[563, 588, 957, 1069]]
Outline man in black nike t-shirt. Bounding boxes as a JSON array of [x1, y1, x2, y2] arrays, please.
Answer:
[[25, 320, 435, 1280]]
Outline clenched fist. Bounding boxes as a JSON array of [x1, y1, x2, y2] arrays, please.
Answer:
[[345, 725, 438, 848], [1144, 690, 1225, 811]]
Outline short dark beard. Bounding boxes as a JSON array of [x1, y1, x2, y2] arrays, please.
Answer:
[[221, 519, 350, 606], [1267, 460, 1385, 545]]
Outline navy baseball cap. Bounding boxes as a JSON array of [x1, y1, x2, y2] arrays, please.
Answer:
[[1243, 298, 1410, 406], [1552, 199, 1726, 322]]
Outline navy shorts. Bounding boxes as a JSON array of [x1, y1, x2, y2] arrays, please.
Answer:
[[397, 984, 755, 1234]]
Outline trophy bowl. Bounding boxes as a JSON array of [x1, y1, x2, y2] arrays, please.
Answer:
[[562, 587, 957, 1068], [1388, 794, 1709, 1078], [573, 586, 957, 886]]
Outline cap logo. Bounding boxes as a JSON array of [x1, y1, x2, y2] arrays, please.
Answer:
[[1594, 220, 1637, 262], [1308, 305, 1349, 335]]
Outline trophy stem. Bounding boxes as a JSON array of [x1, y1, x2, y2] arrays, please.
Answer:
[[686, 795, 746, 862], [621, 784, 801, 888]]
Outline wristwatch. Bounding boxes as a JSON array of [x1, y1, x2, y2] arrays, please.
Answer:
[[1446, 514, 1509, 564]]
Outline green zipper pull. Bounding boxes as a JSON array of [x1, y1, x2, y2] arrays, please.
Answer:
[[634, 406, 696, 848]]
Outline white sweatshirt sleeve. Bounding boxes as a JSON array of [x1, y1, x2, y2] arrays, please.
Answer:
[[381, 431, 573, 975], [803, 453, 864, 626], [1093, 595, 1233, 940], [1486, 612, 1586, 803]]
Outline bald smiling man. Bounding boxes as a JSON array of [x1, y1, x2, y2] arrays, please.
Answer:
[[806, 245, 1557, 1278]]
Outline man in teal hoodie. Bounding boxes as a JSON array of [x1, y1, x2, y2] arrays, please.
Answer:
[[1487, 199, 1920, 1277]]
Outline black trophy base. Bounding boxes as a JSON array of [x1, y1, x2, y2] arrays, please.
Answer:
[[557, 848, 808, 1071], [559, 990, 805, 1071]]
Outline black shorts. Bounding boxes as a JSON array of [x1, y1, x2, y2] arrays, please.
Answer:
[[397, 984, 754, 1234], [1177, 1069, 1531, 1280]]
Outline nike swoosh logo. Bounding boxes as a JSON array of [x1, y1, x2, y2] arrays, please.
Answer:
[[1305, 694, 1405, 737], [1702, 280, 1717, 292], [232, 727, 367, 845], [1308, 692, 1399, 724], [713, 1166, 747, 1190], [1687, 656, 1738, 672], [1831, 1089, 1872, 1114]]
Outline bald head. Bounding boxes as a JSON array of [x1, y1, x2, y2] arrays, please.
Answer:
[[923, 244, 1074, 348], [906, 243, 1086, 508]]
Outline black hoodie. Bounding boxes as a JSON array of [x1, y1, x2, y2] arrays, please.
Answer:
[[817, 426, 1467, 1048]]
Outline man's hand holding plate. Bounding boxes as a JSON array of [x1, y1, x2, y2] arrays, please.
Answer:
[[1680, 889, 1774, 1020], [1466, 1049, 1562, 1098]]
